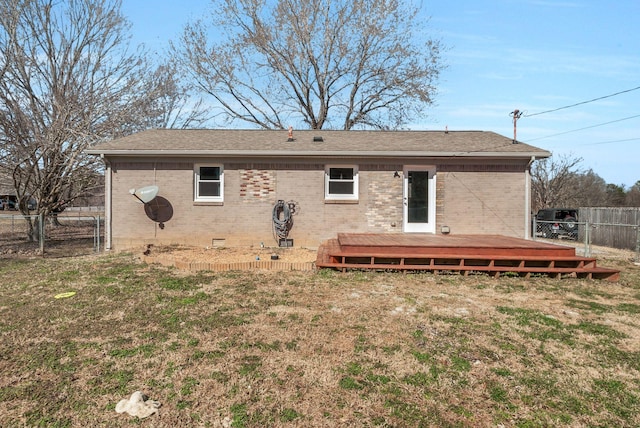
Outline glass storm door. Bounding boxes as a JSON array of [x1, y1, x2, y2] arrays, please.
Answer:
[[403, 166, 436, 233]]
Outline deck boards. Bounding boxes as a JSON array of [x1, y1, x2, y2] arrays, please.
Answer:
[[316, 234, 620, 281], [336, 233, 576, 257]]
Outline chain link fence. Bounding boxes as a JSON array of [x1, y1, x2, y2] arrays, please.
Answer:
[[0, 211, 104, 257], [534, 218, 579, 241], [533, 217, 640, 262]]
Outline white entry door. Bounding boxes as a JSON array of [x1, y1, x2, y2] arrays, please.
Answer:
[[403, 166, 436, 233]]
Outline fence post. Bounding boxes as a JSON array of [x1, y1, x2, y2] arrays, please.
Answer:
[[96, 215, 101, 252], [585, 221, 591, 257], [636, 225, 640, 263], [39, 213, 45, 254]]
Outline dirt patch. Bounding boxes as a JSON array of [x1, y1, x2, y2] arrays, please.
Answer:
[[143, 241, 637, 274], [142, 244, 318, 271]]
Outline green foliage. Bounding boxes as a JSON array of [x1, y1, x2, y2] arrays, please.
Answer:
[[238, 355, 262, 377], [403, 371, 433, 388], [339, 376, 364, 390], [279, 407, 301, 422], [496, 306, 563, 328], [230, 403, 249, 428], [411, 350, 433, 364], [451, 355, 472, 372], [158, 276, 200, 291], [574, 321, 626, 340], [617, 302, 640, 314], [566, 299, 612, 314], [108, 343, 157, 359], [592, 379, 640, 419], [89, 369, 134, 395], [345, 362, 364, 376], [492, 368, 513, 377], [180, 377, 199, 396]]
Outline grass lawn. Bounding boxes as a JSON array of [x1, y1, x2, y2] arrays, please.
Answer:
[[0, 252, 639, 427]]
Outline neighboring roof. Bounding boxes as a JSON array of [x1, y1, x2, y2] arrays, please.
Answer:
[[86, 129, 551, 159]]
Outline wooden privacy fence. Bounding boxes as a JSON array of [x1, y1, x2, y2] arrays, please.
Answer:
[[579, 207, 640, 252]]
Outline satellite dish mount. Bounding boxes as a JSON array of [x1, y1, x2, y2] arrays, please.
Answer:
[[129, 185, 159, 204], [129, 185, 172, 228]]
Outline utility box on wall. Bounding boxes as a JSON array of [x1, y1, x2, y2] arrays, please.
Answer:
[[279, 238, 293, 247]]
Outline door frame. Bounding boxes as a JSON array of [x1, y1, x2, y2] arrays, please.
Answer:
[[403, 165, 436, 233]]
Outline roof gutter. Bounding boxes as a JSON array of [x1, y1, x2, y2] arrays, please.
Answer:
[[86, 149, 552, 159]]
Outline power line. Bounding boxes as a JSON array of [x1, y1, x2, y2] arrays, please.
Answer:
[[583, 137, 640, 146], [524, 85, 640, 118], [525, 114, 640, 142]]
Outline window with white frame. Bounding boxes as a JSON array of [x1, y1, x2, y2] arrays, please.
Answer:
[[325, 165, 358, 200], [194, 164, 223, 202]]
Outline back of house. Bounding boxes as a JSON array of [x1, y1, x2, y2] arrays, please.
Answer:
[[87, 129, 550, 251]]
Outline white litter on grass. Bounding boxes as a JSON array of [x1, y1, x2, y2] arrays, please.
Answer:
[[454, 308, 470, 317], [115, 391, 160, 419], [391, 306, 417, 315]]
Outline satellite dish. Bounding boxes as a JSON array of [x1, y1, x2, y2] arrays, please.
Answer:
[[129, 185, 159, 204]]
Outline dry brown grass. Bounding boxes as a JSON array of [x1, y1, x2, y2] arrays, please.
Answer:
[[0, 251, 639, 427]]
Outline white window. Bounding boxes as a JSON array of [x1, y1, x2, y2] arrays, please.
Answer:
[[325, 165, 358, 200], [194, 164, 223, 202]]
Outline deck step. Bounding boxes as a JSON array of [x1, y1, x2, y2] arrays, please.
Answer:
[[316, 237, 620, 281]]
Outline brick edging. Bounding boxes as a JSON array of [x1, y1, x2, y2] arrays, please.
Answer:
[[142, 255, 315, 272]]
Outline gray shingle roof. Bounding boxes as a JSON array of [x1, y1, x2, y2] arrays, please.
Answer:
[[86, 129, 550, 159]]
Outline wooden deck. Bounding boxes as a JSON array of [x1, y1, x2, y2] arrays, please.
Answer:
[[315, 234, 620, 281]]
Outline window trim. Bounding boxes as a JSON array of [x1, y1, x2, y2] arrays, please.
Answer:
[[194, 163, 224, 203], [325, 165, 359, 201]]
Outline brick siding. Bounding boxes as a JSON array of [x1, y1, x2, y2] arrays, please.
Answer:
[[108, 159, 529, 250]]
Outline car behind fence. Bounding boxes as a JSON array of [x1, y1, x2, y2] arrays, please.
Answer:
[[533, 217, 640, 262], [0, 211, 104, 257]]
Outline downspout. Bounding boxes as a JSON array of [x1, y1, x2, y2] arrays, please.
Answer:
[[524, 156, 535, 239], [102, 154, 112, 251]]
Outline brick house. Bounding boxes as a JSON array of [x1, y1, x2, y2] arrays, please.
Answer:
[[87, 129, 550, 251]]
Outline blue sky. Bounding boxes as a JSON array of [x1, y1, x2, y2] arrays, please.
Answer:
[[122, 0, 640, 188]]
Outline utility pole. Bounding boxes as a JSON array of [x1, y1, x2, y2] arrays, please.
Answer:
[[510, 109, 523, 143]]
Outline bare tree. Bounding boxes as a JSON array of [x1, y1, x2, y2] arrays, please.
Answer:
[[0, 0, 165, 240], [143, 59, 211, 129], [532, 155, 640, 210], [174, 0, 445, 130], [625, 181, 640, 207], [531, 154, 583, 212], [572, 169, 608, 207]]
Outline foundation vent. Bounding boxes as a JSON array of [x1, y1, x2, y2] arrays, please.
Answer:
[[212, 238, 226, 248]]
